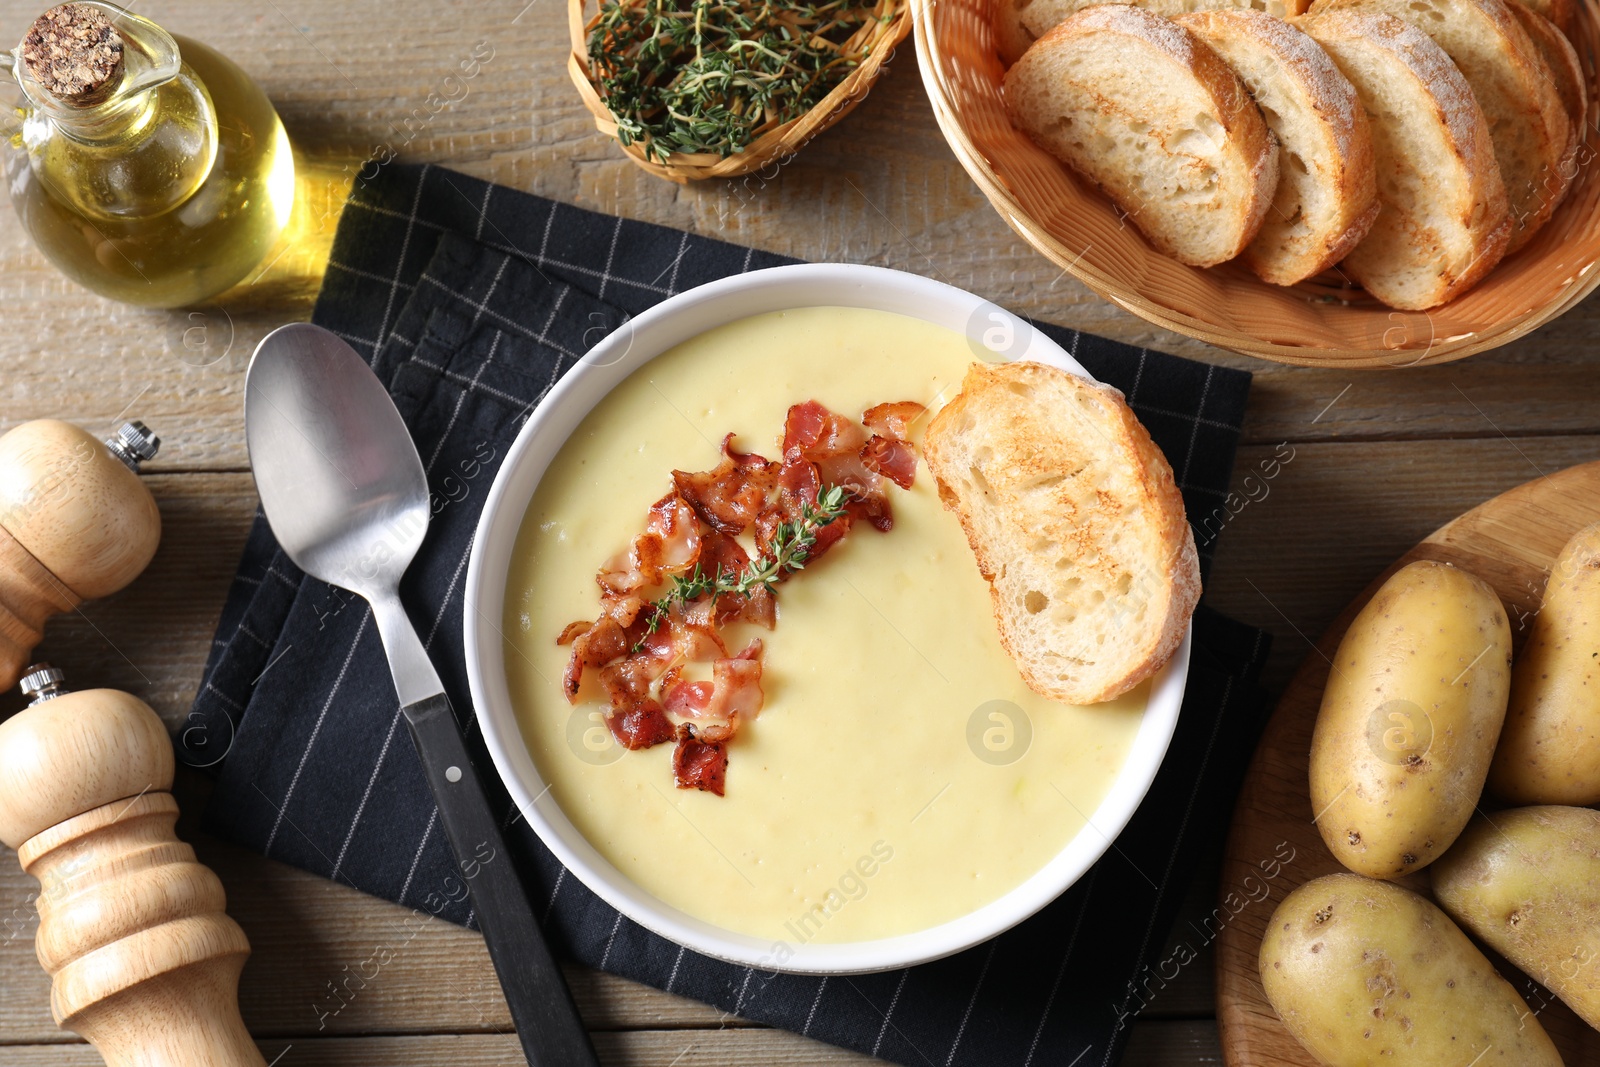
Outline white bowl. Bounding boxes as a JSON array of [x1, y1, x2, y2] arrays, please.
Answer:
[[464, 263, 1191, 975]]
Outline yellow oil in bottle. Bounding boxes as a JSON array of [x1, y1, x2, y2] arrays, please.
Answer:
[[6, 34, 294, 309]]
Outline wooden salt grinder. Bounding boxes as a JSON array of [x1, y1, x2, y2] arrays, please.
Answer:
[[0, 665, 266, 1067], [0, 419, 162, 691]]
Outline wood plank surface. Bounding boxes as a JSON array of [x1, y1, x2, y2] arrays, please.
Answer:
[[0, 0, 1595, 1064], [0, 1021, 1227, 1064], [1215, 462, 1600, 1064]]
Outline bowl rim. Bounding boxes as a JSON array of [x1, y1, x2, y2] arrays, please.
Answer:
[[463, 262, 1191, 974], [910, 0, 1600, 367]]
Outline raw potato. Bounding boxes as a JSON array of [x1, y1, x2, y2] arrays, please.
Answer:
[[1489, 522, 1600, 804], [1433, 805, 1600, 1031], [1260, 873, 1562, 1066], [1310, 560, 1512, 878]]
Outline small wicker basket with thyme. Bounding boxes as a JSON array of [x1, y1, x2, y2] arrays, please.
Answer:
[[568, 0, 910, 182]]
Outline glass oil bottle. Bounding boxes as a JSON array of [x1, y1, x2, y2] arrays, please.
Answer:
[[0, 3, 295, 308]]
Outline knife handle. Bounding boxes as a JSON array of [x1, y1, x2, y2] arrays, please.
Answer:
[[403, 693, 600, 1067]]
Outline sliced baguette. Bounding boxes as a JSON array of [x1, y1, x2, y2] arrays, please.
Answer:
[[922, 360, 1200, 706], [1309, 0, 1572, 252], [1301, 10, 1510, 308], [1514, 0, 1574, 38], [1004, 5, 1279, 267], [1509, 2, 1587, 140], [1175, 10, 1378, 284], [994, 0, 1313, 66], [995, 0, 1044, 66]]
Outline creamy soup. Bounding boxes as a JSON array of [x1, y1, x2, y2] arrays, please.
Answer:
[[503, 306, 1146, 944]]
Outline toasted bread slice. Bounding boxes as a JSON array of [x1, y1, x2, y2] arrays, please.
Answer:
[[1301, 10, 1510, 308], [1515, 0, 1574, 38], [994, 0, 1313, 66], [1310, 0, 1572, 252], [1509, 3, 1586, 139], [1175, 10, 1378, 285], [922, 361, 1201, 706], [1004, 6, 1279, 267], [995, 0, 1043, 65]]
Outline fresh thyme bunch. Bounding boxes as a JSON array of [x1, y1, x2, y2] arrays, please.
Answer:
[[588, 0, 882, 162], [635, 484, 849, 646]]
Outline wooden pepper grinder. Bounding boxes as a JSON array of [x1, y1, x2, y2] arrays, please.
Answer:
[[0, 420, 162, 690], [0, 664, 265, 1067]]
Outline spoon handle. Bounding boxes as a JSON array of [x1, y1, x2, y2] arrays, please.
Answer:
[[403, 693, 600, 1067]]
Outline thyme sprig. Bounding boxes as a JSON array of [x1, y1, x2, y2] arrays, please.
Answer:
[[634, 484, 849, 648], [588, 0, 885, 162]]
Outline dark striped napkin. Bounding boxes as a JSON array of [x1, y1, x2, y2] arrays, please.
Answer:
[[187, 163, 1270, 1066]]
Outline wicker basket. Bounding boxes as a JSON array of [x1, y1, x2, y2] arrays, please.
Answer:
[[569, 0, 912, 183], [915, 0, 1600, 367]]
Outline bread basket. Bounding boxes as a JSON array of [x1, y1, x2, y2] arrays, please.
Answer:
[[569, 0, 912, 183], [914, 0, 1600, 367]]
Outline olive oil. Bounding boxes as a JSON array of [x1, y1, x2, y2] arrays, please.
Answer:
[[4, 7, 294, 308]]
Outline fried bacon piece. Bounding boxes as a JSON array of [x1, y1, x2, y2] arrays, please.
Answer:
[[861, 434, 917, 490], [673, 724, 729, 795], [676, 620, 728, 661], [562, 594, 647, 699], [663, 678, 713, 716], [650, 494, 702, 569], [560, 398, 919, 795], [773, 457, 890, 534], [860, 401, 923, 490], [699, 530, 776, 628], [662, 640, 765, 734], [598, 493, 701, 595], [706, 640, 765, 724], [697, 525, 749, 577], [608, 701, 677, 750], [783, 400, 864, 460], [563, 616, 628, 700], [591, 614, 754, 758], [596, 613, 724, 703], [777, 453, 821, 502], [850, 501, 893, 534], [782, 400, 900, 530], [754, 457, 853, 561], [863, 401, 926, 441], [672, 435, 776, 535], [599, 653, 663, 708]]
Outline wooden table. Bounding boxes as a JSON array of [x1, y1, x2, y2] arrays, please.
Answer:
[[1, 1, 1596, 1063]]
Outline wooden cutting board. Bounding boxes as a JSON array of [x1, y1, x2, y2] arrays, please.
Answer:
[[1215, 459, 1600, 1065]]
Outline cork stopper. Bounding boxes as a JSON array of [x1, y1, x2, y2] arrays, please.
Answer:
[[21, 4, 124, 105]]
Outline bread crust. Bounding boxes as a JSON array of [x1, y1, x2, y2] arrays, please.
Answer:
[[1309, 0, 1573, 252], [1509, 2, 1587, 141], [993, 0, 1315, 66], [1302, 9, 1511, 308], [1514, 0, 1574, 38], [923, 360, 1201, 705], [1176, 8, 1379, 284], [994, 0, 1042, 66], [1004, 5, 1279, 267]]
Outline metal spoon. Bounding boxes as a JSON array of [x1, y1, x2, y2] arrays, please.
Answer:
[[244, 322, 599, 1067]]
